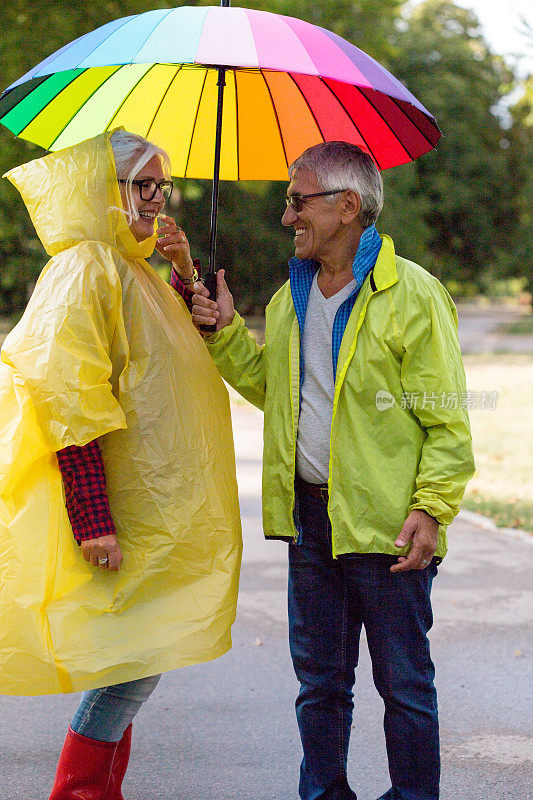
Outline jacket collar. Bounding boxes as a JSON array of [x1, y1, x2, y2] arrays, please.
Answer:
[[371, 234, 398, 292], [288, 223, 382, 285]]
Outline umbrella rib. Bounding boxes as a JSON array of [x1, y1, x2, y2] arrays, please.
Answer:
[[384, 93, 440, 148], [357, 86, 415, 161], [286, 72, 327, 142], [318, 78, 383, 170], [184, 68, 208, 178], [260, 70, 289, 173], [101, 63, 159, 132], [233, 70, 240, 182], [146, 65, 182, 141], [356, 87, 415, 160], [127, 7, 177, 63], [8, 70, 85, 136], [48, 67, 122, 150], [0, 77, 48, 118], [358, 87, 437, 157]]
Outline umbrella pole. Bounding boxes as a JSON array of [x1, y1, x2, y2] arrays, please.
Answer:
[[201, 0, 230, 331], [200, 65, 225, 332], [207, 65, 226, 282]]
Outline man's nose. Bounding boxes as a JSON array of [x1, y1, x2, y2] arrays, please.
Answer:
[[282, 203, 297, 227]]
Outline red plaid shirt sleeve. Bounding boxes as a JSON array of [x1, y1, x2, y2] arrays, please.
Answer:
[[56, 439, 117, 544], [169, 258, 201, 312]]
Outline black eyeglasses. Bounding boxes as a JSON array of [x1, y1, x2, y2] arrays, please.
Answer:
[[284, 189, 347, 213], [118, 178, 174, 201]]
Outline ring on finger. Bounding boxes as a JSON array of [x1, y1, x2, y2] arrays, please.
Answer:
[[98, 556, 109, 565], [421, 558, 430, 566]]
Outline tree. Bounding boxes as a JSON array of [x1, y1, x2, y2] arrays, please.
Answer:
[[506, 77, 533, 295], [385, 0, 532, 290]]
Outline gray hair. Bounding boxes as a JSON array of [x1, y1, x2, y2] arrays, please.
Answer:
[[289, 142, 383, 228], [110, 130, 172, 223]]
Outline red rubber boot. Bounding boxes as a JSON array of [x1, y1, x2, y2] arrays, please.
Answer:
[[107, 724, 132, 800], [48, 727, 118, 799]]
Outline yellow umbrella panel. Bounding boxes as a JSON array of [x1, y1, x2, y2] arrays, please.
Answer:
[[3, 64, 331, 180]]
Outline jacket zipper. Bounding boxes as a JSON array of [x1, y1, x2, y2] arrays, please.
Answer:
[[288, 316, 301, 541], [328, 278, 380, 557]]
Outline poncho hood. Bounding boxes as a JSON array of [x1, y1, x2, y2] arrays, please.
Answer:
[[4, 129, 157, 260]]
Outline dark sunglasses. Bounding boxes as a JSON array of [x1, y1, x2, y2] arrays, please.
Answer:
[[118, 178, 174, 201], [284, 189, 347, 213]]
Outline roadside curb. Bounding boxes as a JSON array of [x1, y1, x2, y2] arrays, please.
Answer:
[[458, 508, 533, 544]]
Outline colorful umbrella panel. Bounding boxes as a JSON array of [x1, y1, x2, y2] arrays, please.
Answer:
[[0, 6, 441, 179]]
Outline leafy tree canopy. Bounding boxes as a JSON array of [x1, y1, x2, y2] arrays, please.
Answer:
[[384, 0, 532, 290]]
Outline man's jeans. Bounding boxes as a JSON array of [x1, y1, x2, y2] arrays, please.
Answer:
[[289, 489, 440, 800], [71, 674, 161, 741]]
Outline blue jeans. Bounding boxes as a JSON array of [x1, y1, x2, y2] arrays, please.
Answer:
[[70, 674, 161, 742], [289, 490, 439, 800]]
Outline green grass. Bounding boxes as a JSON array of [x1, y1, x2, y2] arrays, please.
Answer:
[[462, 354, 533, 533], [462, 495, 533, 532], [497, 316, 533, 336]]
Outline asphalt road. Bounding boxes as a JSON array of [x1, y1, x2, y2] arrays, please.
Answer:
[[1, 404, 532, 800], [455, 305, 533, 354]]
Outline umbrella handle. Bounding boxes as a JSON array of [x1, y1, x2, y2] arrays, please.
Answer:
[[199, 272, 218, 333]]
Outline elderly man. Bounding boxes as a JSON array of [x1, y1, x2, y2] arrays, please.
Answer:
[[190, 142, 475, 800]]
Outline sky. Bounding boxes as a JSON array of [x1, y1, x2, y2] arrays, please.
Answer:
[[412, 0, 532, 77]]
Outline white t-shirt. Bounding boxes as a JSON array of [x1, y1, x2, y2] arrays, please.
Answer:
[[296, 272, 356, 484]]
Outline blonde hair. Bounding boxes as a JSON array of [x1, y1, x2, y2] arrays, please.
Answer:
[[110, 130, 173, 224]]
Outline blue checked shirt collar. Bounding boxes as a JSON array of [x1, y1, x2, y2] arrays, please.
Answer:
[[289, 224, 382, 380]]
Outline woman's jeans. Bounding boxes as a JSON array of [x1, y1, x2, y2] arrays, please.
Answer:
[[289, 489, 440, 800], [70, 674, 161, 742]]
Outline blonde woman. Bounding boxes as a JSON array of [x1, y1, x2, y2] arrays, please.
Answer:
[[0, 129, 242, 799]]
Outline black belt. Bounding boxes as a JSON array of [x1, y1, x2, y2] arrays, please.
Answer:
[[295, 475, 329, 502]]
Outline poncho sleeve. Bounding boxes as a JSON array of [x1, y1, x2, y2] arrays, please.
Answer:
[[1, 242, 128, 451]]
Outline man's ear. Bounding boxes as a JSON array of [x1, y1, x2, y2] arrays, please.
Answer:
[[341, 190, 360, 223]]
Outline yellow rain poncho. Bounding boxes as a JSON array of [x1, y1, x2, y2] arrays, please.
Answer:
[[0, 131, 242, 696]]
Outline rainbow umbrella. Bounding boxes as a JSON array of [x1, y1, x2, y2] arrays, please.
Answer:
[[0, 1, 441, 290]]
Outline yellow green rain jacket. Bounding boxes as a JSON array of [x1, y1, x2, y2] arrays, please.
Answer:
[[0, 132, 242, 696], [206, 236, 475, 558]]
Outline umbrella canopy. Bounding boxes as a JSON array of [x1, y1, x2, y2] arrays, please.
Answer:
[[0, 5, 441, 179]]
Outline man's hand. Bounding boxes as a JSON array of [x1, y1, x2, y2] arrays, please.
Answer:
[[155, 214, 194, 278], [390, 510, 439, 573], [81, 534, 123, 572], [192, 269, 235, 332]]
